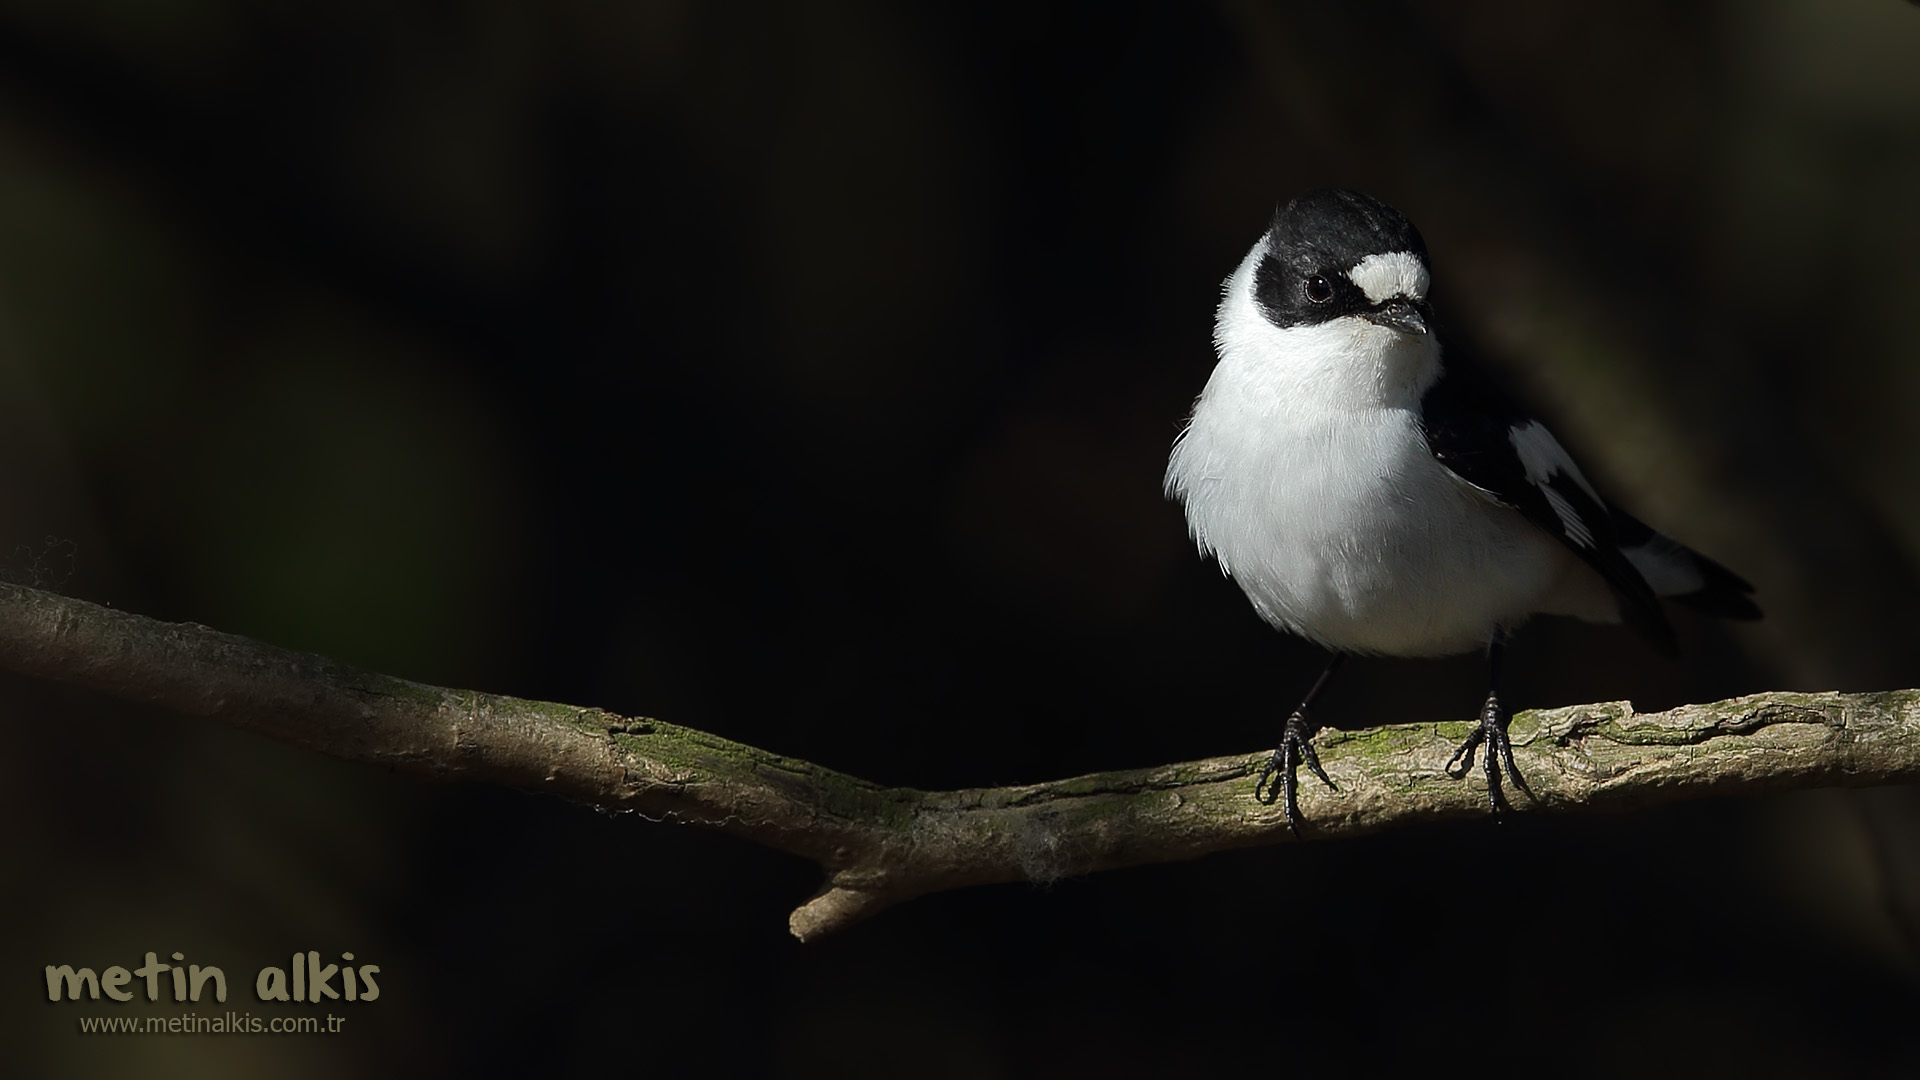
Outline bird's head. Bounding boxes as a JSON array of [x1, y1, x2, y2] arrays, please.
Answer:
[[1251, 188, 1433, 339]]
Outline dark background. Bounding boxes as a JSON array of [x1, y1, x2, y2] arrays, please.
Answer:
[[3, 1, 1919, 1075]]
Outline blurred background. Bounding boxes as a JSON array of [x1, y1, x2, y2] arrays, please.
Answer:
[[2, 0, 1918, 1075]]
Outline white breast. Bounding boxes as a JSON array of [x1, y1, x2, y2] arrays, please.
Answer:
[[1164, 241, 1607, 656]]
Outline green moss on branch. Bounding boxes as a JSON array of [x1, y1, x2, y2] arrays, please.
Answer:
[[2, 582, 1917, 941]]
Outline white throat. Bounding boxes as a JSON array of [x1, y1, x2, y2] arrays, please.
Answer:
[[1206, 239, 1440, 417]]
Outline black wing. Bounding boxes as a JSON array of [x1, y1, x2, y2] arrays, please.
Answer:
[[1418, 342, 1678, 657]]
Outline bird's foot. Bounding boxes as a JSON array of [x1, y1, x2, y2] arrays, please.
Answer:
[[1444, 692, 1536, 815], [1254, 709, 1336, 835]]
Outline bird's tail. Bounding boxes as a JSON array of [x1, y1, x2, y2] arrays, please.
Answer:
[[1612, 508, 1762, 620]]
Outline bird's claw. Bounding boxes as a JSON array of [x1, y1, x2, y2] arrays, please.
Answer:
[[1255, 709, 1337, 835], [1444, 691, 1536, 816]]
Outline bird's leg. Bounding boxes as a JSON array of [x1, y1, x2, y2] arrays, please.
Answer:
[[1444, 638, 1536, 814], [1255, 653, 1345, 834]]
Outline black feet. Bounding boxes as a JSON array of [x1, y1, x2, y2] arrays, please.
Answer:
[[1254, 709, 1337, 835], [1444, 691, 1536, 815]]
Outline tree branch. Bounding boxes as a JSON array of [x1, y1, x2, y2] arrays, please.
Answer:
[[3, 582, 1916, 940]]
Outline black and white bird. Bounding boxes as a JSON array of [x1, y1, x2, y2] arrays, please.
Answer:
[[1164, 189, 1759, 827]]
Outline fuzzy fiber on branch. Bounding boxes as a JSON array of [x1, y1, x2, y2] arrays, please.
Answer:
[[2, 582, 1915, 940]]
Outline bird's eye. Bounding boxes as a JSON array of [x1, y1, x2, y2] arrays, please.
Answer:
[[1304, 275, 1334, 303]]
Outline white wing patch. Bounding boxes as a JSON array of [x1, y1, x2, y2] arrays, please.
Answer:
[[1509, 421, 1603, 545], [1347, 251, 1430, 305], [1509, 421, 1601, 501]]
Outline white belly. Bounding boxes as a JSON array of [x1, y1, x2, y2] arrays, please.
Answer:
[[1168, 404, 1609, 657]]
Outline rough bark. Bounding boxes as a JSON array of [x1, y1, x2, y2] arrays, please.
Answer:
[[2, 582, 1915, 941]]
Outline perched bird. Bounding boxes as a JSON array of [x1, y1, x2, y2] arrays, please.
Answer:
[[1164, 189, 1759, 828]]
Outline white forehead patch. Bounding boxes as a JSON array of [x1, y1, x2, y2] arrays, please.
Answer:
[[1347, 251, 1430, 304]]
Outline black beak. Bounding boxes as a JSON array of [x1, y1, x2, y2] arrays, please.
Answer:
[[1365, 298, 1429, 336]]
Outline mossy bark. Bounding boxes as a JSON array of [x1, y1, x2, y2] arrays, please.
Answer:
[[3, 583, 1916, 940]]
